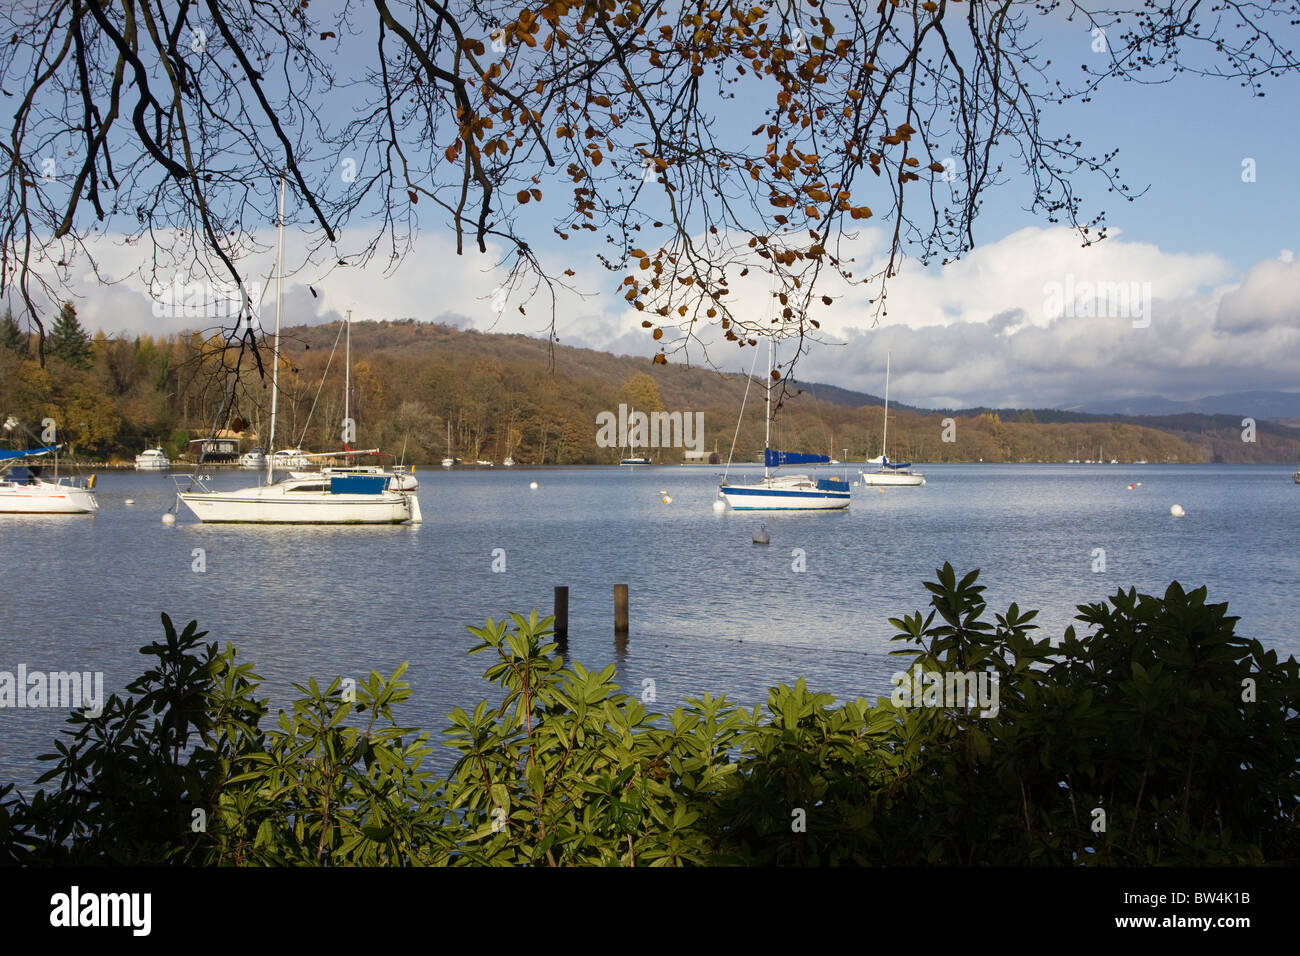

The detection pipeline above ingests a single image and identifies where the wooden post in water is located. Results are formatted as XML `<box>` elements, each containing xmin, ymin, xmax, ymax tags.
<box><xmin>614</xmin><ymin>584</ymin><xmax>629</xmax><ymax>636</ymax></box>
<box><xmin>554</xmin><ymin>586</ymin><xmax>569</xmax><ymax>640</ymax></box>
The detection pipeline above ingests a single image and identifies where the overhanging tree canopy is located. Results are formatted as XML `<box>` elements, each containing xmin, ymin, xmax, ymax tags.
<box><xmin>3</xmin><ymin>0</ymin><xmax>1297</xmax><ymax>380</ymax></box>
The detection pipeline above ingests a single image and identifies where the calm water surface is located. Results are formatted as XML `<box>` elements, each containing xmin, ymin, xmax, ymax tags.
<box><xmin>2</xmin><ymin>463</ymin><xmax>1296</xmax><ymax>787</ymax></box>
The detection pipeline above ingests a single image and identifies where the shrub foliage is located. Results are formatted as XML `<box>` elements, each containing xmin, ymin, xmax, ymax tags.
<box><xmin>3</xmin><ymin>567</ymin><xmax>1296</xmax><ymax>866</ymax></box>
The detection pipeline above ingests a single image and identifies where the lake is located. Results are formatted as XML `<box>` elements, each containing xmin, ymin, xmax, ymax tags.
<box><xmin>2</xmin><ymin>462</ymin><xmax>1296</xmax><ymax>788</ymax></box>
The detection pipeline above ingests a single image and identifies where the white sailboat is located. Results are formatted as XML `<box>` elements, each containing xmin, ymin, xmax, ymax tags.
<box><xmin>718</xmin><ymin>337</ymin><xmax>851</xmax><ymax>510</ymax></box>
<box><xmin>0</xmin><ymin>446</ymin><xmax>98</xmax><ymax>514</ymax></box>
<box><xmin>442</xmin><ymin>422</ymin><xmax>455</xmax><ymax>468</ymax></box>
<box><xmin>175</xmin><ymin>179</ymin><xmax>420</xmax><ymax>525</ymax></box>
<box><xmin>287</xmin><ymin>311</ymin><xmax>419</xmax><ymax>491</ymax></box>
<box><xmin>860</xmin><ymin>352</ymin><xmax>925</xmax><ymax>487</ymax></box>
<box><xmin>620</xmin><ymin>406</ymin><xmax>652</xmax><ymax>465</ymax></box>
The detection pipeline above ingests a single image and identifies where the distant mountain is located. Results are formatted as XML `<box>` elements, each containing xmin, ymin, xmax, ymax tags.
<box><xmin>787</xmin><ymin>379</ymin><xmax>923</xmax><ymax>414</ymax></box>
<box><xmin>1077</xmin><ymin>391</ymin><xmax>1300</xmax><ymax>421</ymax></box>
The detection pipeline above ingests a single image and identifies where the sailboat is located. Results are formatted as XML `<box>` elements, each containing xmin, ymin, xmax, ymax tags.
<box><xmin>860</xmin><ymin>352</ymin><xmax>925</xmax><ymax>487</ymax></box>
<box><xmin>620</xmin><ymin>407</ymin><xmax>652</xmax><ymax>465</ymax></box>
<box><xmin>442</xmin><ymin>422</ymin><xmax>455</xmax><ymax>468</ymax></box>
<box><xmin>718</xmin><ymin>337</ymin><xmax>851</xmax><ymax>510</ymax></box>
<box><xmin>287</xmin><ymin>311</ymin><xmax>418</xmax><ymax>491</ymax></box>
<box><xmin>0</xmin><ymin>446</ymin><xmax>98</xmax><ymax>514</ymax></box>
<box><xmin>175</xmin><ymin>178</ymin><xmax>420</xmax><ymax>525</ymax></box>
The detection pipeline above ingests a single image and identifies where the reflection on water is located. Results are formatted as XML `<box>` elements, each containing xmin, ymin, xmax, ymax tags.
<box><xmin>2</xmin><ymin>463</ymin><xmax>1296</xmax><ymax>786</ymax></box>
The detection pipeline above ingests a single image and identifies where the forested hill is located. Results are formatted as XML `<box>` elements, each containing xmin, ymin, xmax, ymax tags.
<box><xmin>2</xmin><ymin>313</ymin><xmax>1297</xmax><ymax>465</ymax></box>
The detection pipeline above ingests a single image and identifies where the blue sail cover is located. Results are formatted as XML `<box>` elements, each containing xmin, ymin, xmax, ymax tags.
<box><xmin>0</xmin><ymin>445</ymin><xmax>57</xmax><ymax>461</ymax></box>
<box><xmin>765</xmin><ymin>449</ymin><xmax>830</xmax><ymax>468</ymax></box>
<box><xmin>883</xmin><ymin>459</ymin><xmax>913</xmax><ymax>470</ymax></box>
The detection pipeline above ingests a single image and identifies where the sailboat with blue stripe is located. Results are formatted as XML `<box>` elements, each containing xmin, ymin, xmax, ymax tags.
<box><xmin>718</xmin><ymin>337</ymin><xmax>851</xmax><ymax>511</ymax></box>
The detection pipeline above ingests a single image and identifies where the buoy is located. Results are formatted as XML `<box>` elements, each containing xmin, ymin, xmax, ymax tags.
<box><xmin>1170</xmin><ymin>504</ymin><xmax>1186</xmax><ymax>517</ymax></box>
<box><xmin>161</xmin><ymin>512</ymin><xmax>176</xmax><ymax>525</ymax></box>
<box><xmin>124</xmin><ymin>498</ymin><xmax>135</xmax><ymax>505</ymax></box>
<box><xmin>529</xmin><ymin>481</ymin><xmax>539</xmax><ymax>490</ymax></box>
<box><xmin>659</xmin><ymin>489</ymin><xmax>668</xmax><ymax>495</ymax></box>
<box><xmin>712</xmin><ymin>498</ymin><xmax>726</xmax><ymax>512</ymax></box>
<box><xmin>1128</xmin><ymin>484</ymin><xmax>1135</xmax><ymax>490</ymax></box>
<box><xmin>662</xmin><ymin>495</ymin><xmax>672</xmax><ymax>504</ymax></box>
<box><xmin>753</xmin><ymin>524</ymin><xmax>770</xmax><ymax>545</ymax></box>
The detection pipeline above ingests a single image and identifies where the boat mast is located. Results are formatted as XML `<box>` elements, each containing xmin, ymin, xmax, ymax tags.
<box><xmin>266</xmin><ymin>174</ymin><xmax>286</xmax><ymax>485</ymax></box>
<box><xmin>344</xmin><ymin>308</ymin><xmax>351</xmax><ymax>449</ymax></box>
<box><xmin>764</xmin><ymin>334</ymin><xmax>773</xmax><ymax>478</ymax></box>
<box><xmin>882</xmin><ymin>351</ymin><xmax>891</xmax><ymax>463</ymax></box>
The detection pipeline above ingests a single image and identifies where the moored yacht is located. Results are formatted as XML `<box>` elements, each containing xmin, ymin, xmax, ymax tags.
<box><xmin>859</xmin><ymin>353</ymin><xmax>925</xmax><ymax>487</ymax></box>
<box><xmin>0</xmin><ymin>448</ymin><xmax>98</xmax><ymax>514</ymax></box>
<box><xmin>172</xmin><ymin>178</ymin><xmax>420</xmax><ymax>526</ymax></box>
<box><xmin>239</xmin><ymin>447</ymin><xmax>267</xmax><ymax>469</ymax></box>
<box><xmin>134</xmin><ymin>447</ymin><xmax>171</xmax><ymax>470</ymax></box>
<box><xmin>718</xmin><ymin>336</ymin><xmax>851</xmax><ymax>511</ymax></box>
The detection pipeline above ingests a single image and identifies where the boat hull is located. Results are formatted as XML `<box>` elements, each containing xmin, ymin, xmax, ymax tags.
<box><xmin>719</xmin><ymin>478</ymin><xmax>850</xmax><ymax>510</ymax></box>
<box><xmin>177</xmin><ymin>489</ymin><xmax>413</xmax><ymax>524</ymax></box>
<box><xmin>860</xmin><ymin>471</ymin><xmax>925</xmax><ymax>486</ymax></box>
<box><xmin>0</xmin><ymin>485</ymin><xmax>98</xmax><ymax>514</ymax></box>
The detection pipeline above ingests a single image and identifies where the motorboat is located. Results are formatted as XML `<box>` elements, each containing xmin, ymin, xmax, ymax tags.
<box><xmin>134</xmin><ymin>447</ymin><xmax>171</xmax><ymax>470</ymax></box>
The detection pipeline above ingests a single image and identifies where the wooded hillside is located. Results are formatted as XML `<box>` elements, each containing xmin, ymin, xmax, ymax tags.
<box><xmin>3</xmin><ymin>313</ymin><xmax>1295</xmax><ymax>465</ymax></box>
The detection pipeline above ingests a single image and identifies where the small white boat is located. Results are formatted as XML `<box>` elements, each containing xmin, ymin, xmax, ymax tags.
<box><xmin>859</xmin><ymin>353</ymin><xmax>925</xmax><ymax>488</ymax></box>
<box><xmin>239</xmin><ymin>447</ymin><xmax>267</xmax><ymax>470</ymax></box>
<box><xmin>0</xmin><ymin>450</ymin><xmax>98</xmax><ymax>514</ymax></box>
<box><xmin>620</xmin><ymin>457</ymin><xmax>652</xmax><ymax>466</ymax></box>
<box><xmin>475</xmin><ymin>459</ymin><xmax>494</xmax><ymax>467</ymax></box>
<box><xmin>503</xmin><ymin>456</ymin><xmax>515</xmax><ymax>467</ymax></box>
<box><xmin>441</xmin><ymin>458</ymin><xmax>455</xmax><ymax>468</ymax></box>
<box><xmin>134</xmin><ymin>447</ymin><xmax>171</xmax><ymax>470</ymax></box>
<box><xmin>861</xmin><ymin>463</ymin><xmax>926</xmax><ymax>486</ymax></box>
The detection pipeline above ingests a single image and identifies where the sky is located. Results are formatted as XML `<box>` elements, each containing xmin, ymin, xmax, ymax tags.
<box><xmin>34</xmin><ymin>7</ymin><xmax>1300</xmax><ymax>410</ymax></box>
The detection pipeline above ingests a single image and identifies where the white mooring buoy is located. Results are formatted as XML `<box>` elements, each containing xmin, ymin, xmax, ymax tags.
<box><xmin>712</xmin><ymin>498</ymin><xmax>726</xmax><ymax>512</ymax></box>
<box><xmin>1170</xmin><ymin>504</ymin><xmax>1186</xmax><ymax>517</ymax></box>
<box><xmin>529</xmin><ymin>481</ymin><xmax>539</xmax><ymax>490</ymax></box>
<box><xmin>124</xmin><ymin>498</ymin><xmax>135</xmax><ymax>505</ymax></box>
<box><xmin>753</xmin><ymin>524</ymin><xmax>770</xmax><ymax>545</ymax></box>
<box><xmin>161</xmin><ymin>512</ymin><xmax>176</xmax><ymax>525</ymax></box>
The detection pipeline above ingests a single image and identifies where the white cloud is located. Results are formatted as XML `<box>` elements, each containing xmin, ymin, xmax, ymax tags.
<box><xmin>19</xmin><ymin>224</ymin><xmax>1300</xmax><ymax>410</ymax></box>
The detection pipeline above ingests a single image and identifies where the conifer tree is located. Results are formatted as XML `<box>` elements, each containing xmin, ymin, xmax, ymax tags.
<box><xmin>49</xmin><ymin>302</ymin><xmax>92</xmax><ymax>369</ymax></box>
